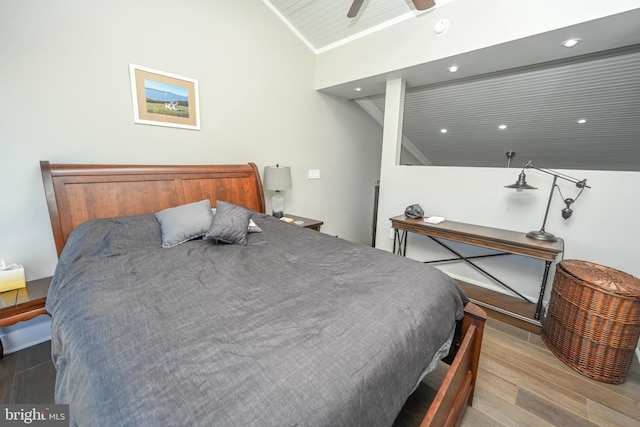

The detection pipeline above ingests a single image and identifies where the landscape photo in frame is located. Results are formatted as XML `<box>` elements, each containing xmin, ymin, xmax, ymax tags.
<box><xmin>129</xmin><ymin>64</ymin><xmax>200</xmax><ymax>130</ymax></box>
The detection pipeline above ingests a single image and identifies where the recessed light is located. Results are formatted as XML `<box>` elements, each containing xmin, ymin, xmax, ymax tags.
<box><xmin>354</xmin><ymin>87</ymin><xmax>362</xmax><ymax>92</ymax></box>
<box><xmin>577</xmin><ymin>118</ymin><xmax>587</xmax><ymax>124</ymax></box>
<box><xmin>448</xmin><ymin>65</ymin><xmax>459</xmax><ymax>73</ymax></box>
<box><xmin>562</xmin><ymin>38</ymin><xmax>581</xmax><ymax>48</ymax></box>
<box><xmin>440</xmin><ymin>128</ymin><xmax>448</xmax><ymax>134</ymax></box>
<box><xmin>498</xmin><ymin>124</ymin><xmax>507</xmax><ymax>130</ymax></box>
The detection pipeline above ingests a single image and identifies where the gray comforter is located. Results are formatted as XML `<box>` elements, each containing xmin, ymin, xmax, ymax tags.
<box><xmin>46</xmin><ymin>213</ymin><xmax>467</xmax><ymax>427</ymax></box>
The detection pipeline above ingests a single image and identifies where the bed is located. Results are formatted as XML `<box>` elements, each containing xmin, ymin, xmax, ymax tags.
<box><xmin>40</xmin><ymin>161</ymin><xmax>485</xmax><ymax>427</ymax></box>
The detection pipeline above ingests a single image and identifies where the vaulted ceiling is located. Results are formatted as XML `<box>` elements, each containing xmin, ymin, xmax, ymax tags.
<box><xmin>263</xmin><ymin>1</ymin><xmax>640</xmax><ymax>171</ymax></box>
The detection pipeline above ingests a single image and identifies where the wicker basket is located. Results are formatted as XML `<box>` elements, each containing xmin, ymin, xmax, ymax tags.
<box><xmin>542</xmin><ymin>260</ymin><xmax>640</xmax><ymax>384</ymax></box>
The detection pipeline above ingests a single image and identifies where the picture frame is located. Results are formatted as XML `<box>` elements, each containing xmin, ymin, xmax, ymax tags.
<box><xmin>129</xmin><ymin>64</ymin><xmax>200</xmax><ymax>130</ymax></box>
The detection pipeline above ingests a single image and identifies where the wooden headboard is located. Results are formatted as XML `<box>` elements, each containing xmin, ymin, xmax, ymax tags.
<box><xmin>40</xmin><ymin>161</ymin><xmax>266</xmax><ymax>256</ymax></box>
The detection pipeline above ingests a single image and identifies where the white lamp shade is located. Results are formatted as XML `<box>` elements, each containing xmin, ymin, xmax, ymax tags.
<box><xmin>263</xmin><ymin>165</ymin><xmax>292</xmax><ymax>191</ymax></box>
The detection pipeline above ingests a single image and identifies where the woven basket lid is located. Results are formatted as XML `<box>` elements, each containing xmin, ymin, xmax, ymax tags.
<box><xmin>559</xmin><ymin>260</ymin><xmax>640</xmax><ymax>297</ymax></box>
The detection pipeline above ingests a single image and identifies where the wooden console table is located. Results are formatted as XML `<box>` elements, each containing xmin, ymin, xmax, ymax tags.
<box><xmin>390</xmin><ymin>216</ymin><xmax>564</xmax><ymax>325</ymax></box>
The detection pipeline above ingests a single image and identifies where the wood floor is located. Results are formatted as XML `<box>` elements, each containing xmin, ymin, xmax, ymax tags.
<box><xmin>0</xmin><ymin>340</ymin><xmax>55</xmax><ymax>404</ymax></box>
<box><xmin>397</xmin><ymin>318</ymin><xmax>640</xmax><ymax>427</ymax></box>
<box><xmin>2</xmin><ymin>320</ymin><xmax>639</xmax><ymax>426</ymax></box>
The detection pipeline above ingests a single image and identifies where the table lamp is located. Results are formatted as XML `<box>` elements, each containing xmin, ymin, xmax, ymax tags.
<box><xmin>263</xmin><ymin>164</ymin><xmax>292</xmax><ymax>218</ymax></box>
<box><xmin>505</xmin><ymin>160</ymin><xmax>590</xmax><ymax>242</ymax></box>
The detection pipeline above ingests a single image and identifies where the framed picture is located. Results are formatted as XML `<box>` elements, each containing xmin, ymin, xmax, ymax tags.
<box><xmin>129</xmin><ymin>64</ymin><xmax>200</xmax><ymax>130</ymax></box>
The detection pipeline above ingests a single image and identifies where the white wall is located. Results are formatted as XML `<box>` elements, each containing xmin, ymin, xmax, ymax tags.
<box><xmin>0</xmin><ymin>0</ymin><xmax>382</xmax><ymax>352</ymax></box>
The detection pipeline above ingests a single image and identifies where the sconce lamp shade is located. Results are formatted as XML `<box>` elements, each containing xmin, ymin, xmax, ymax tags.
<box><xmin>505</xmin><ymin>171</ymin><xmax>537</xmax><ymax>192</ymax></box>
<box><xmin>263</xmin><ymin>165</ymin><xmax>292</xmax><ymax>218</ymax></box>
<box><xmin>263</xmin><ymin>165</ymin><xmax>292</xmax><ymax>191</ymax></box>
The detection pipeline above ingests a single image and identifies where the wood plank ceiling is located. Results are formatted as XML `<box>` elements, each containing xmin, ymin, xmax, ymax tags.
<box><xmin>265</xmin><ymin>0</ymin><xmax>450</xmax><ymax>52</ymax></box>
<box><xmin>368</xmin><ymin>47</ymin><xmax>640</xmax><ymax>170</ymax></box>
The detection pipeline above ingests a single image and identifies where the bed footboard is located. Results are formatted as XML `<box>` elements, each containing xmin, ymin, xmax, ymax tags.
<box><xmin>420</xmin><ymin>302</ymin><xmax>486</xmax><ymax>427</ymax></box>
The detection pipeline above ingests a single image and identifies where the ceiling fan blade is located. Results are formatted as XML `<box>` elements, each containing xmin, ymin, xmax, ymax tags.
<box><xmin>412</xmin><ymin>0</ymin><xmax>436</xmax><ymax>10</ymax></box>
<box><xmin>347</xmin><ymin>0</ymin><xmax>365</xmax><ymax>18</ymax></box>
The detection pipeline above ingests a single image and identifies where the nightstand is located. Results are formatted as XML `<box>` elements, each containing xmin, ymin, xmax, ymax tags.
<box><xmin>0</xmin><ymin>276</ymin><xmax>51</xmax><ymax>358</ymax></box>
<box><xmin>286</xmin><ymin>214</ymin><xmax>323</xmax><ymax>232</ymax></box>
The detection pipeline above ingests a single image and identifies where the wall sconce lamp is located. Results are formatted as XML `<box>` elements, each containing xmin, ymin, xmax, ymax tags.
<box><xmin>263</xmin><ymin>164</ymin><xmax>292</xmax><ymax>218</ymax></box>
<box><xmin>505</xmin><ymin>160</ymin><xmax>591</xmax><ymax>242</ymax></box>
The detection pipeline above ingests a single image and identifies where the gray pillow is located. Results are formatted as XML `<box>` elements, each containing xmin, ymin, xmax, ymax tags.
<box><xmin>212</xmin><ymin>208</ymin><xmax>262</xmax><ymax>233</ymax></box>
<box><xmin>154</xmin><ymin>200</ymin><xmax>214</xmax><ymax>248</ymax></box>
<box><xmin>204</xmin><ymin>201</ymin><xmax>252</xmax><ymax>245</ymax></box>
